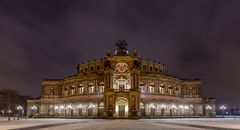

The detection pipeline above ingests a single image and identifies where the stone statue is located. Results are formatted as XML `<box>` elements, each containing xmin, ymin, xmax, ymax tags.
<box><xmin>115</xmin><ymin>39</ymin><xmax>129</xmax><ymax>56</ymax></box>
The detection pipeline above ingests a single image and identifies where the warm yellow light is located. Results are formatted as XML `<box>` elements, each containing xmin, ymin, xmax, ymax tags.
<box><xmin>125</xmin><ymin>105</ymin><xmax>128</xmax><ymax>112</ymax></box>
<box><xmin>170</xmin><ymin>104</ymin><xmax>177</xmax><ymax>109</ymax></box>
<box><xmin>160</xmin><ymin>104</ymin><xmax>166</xmax><ymax>109</ymax></box>
<box><xmin>184</xmin><ymin>105</ymin><xmax>189</xmax><ymax>110</ymax></box>
<box><xmin>206</xmin><ymin>105</ymin><xmax>212</xmax><ymax>110</ymax></box>
<box><xmin>77</xmin><ymin>104</ymin><xmax>83</xmax><ymax>108</ymax></box>
<box><xmin>220</xmin><ymin>105</ymin><xmax>226</xmax><ymax>110</ymax></box>
<box><xmin>54</xmin><ymin>105</ymin><xmax>59</xmax><ymax>110</ymax></box>
<box><xmin>88</xmin><ymin>103</ymin><xmax>95</xmax><ymax>108</ymax></box>
<box><xmin>31</xmin><ymin>106</ymin><xmax>37</xmax><ymax>110</ymax></box>
<box><xmin>60</xmin><ymin>105</ymin><xmax>64</xmax><ymax>109</ymax></box>
<box><xmin>17</xmin><ymin>105</ymin><xmax>23</xmax><ymax>110</ymax></box>
<box><xmin>149</xmin><ymin>103</ymin><xmax>156</xmax><ymax>108</ymax></box>
<box><xmin>67</xmin><ymin>104</ymin><xmax>73</xmax><ymax>109</ymax></box>
<box><xmin>179</xmin><ymin>105</ymin><xmax>184</xmax><ymax>109</ymax></box>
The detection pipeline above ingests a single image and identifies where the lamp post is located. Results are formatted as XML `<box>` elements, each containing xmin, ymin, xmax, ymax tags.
<box><xmin>16</xmin><ymin>105</ymin><xmax>23</xmax><ymax>120</ymax></box>
<box><xmin>60</xmin><ymin>105</ymin><xmax>64</xmax><ymax>116</ymax></box>
<box><xmin>206</xmin><ymin>105</ymin><xmax>212</xmax><ymax>117</ymax></box>
<box><xmin>54</xmin><ymin>105</ymin><xmax>59</xmax><ymax>117</ymax></box>
<box><xmin>179</xmin><ymin>105</ymin><xmax>184</xmax><ymax>116</ymax></box>
<box><xmin>184</xmin><ymin>105</ymin><xmax>189</xmax><ymax>117</ymax></box>
<box><xmin>170</xmin><ymin>104</ymin><xmax>177</xmax><ymax>117</ymax></box>
<box><xmin>67</xmin><ymin>105</ymin><xmax>73</xmax><ymax>117</ymax></box>
<box><xmin>160</xmin><ymin>104</ymin><xmax>166</xmax><ymax>116</ymax></box>
<box><xmin>31</xmin><ymin>106</ymin><xmax>37</xmax><ymax>117</ymax></box>
<box><xmin>77</xmin><ymin>104</ymin><xmax>83</xmax><ymax>117</ymax></box>
<box><xmin>220</xmin><ymin>105</ymin><xmax>226</xmax><ymax>118</ymax></box>
<box><xmin>8</xmin><ymin>110</ymin><xmax>11</xmax><ymax>121</ymax></box>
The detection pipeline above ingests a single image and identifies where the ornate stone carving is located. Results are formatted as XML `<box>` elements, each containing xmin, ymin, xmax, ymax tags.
<box><xmin>115</xmin><ymin>39</ymin><xmax>129</xmax><ymax>56</ymax></box>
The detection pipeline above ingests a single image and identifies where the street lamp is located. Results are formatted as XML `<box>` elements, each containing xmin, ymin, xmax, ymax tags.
<box><xmin>184</xmin><ymin>105</ymin><xmax>189</xmax><ymax>116</ymax></box>
<box><xmin>16</xmin><ymin>105</ymin><xmax>23</xmax><ymax>120</ymax></box>
<box><xmin>77</xmin><ymin>104</ymin><xmax>83</xmax><ymax>116</ymax></box>
<box><xmin>77</xmin><ymin>104</ymin><xmax>83</xmax><ymax>109</ymax></box>
<box><xmin>206</xmin><ymin>105</ymin><xmax>212</xmax><ymax>117</ymax></box>
<box><xmin>160</xmin><ymin>104</ymin><xmax>166</xmax><ymax>116</ymax></box>
<box><xmin>54</xmin><ymin>106</ymin><xmax>59</xmax><ymax>110</ymax></box>
<box><xmin>54</xmin><ymin>105</ymin><xmax>59</xmax><ymax>117</ymax></box>
<box><xmin>31</xmin><ymin>106</ymin><xmax>37</xmax><ymax>117</ymax></box>
<box><xmin>170</xmin><ymin>104</ymin><xmax>177</xmax><ymax>117</ymax></box>
<box><xmin>67</xmin><ymin>104</ymin><xmax>73</xmax><ymax>117</ymax></box>
<box><xmin>88</xmin><ymin>103</ymin><xmax>95</xmax><ymax>109</ymax></box>
<box><xmin>179</xmin><ymin>105</ymin><xmax>184</xmax><ymax>116</ymax></box>
<box><xmin>160</xmin><ymin>104</ymin><xmax>166</xmax><ymax>109</ymax></box>
<box><xmin>8</xmin><ymin>110</ymin><xmax>11</xmax><ymax>121</ymax></box>
<box><xmin>59</xmin><ymin>105</ymin><xmax>64</xmax><ymax>116</ymax></box>
<box><xmin>220</xmin><ymin>105</ymin><xmax>226</xmax><ymax>118</ymax></box>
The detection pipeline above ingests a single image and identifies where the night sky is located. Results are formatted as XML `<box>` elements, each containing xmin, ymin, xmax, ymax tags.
<box><xmin>0</xmin><ymin>0</ymin><xmax>240</xmax><ymax>107</ymax></box>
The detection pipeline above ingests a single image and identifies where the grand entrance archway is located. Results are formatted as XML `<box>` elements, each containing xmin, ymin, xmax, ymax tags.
<box><xmin>115</xmin><ymin>97</ymin><xmax>128</xmax><ymax>118</ymax></box>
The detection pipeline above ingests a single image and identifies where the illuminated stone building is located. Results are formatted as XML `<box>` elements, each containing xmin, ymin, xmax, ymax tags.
<box><xmin>27</xmin><ymin>40</ymin><xmax>216</xmax><ymax>118</ymax></box>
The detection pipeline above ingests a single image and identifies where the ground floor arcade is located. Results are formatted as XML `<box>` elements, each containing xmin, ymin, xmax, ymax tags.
<box><xmin>27</xmin><ymin>96</ymin><xmax>215</xmax><ymax>118</ymax></box>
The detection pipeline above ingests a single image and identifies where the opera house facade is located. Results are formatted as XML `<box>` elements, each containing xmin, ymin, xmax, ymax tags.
<box><xmin>27</xmin><ymin>40</ymin><xmax>216</xmax><ymax>118</ymax></box>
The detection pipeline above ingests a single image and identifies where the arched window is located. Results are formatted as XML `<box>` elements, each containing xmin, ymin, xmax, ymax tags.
<box><xmin>64</xmin><ymin>87</ymin><xmax>68</xmax><ymax>96</ymax></box>
<box><xmin>88</xmin><ymin>83</ymin><xmax>94</xmax><ymax>94</ymax></box>
<box><xmin>70</xmin><ymin>85</ymin><xmax>75</xmax><ymax>95</ymax></box>
<box><xmin>139</xmin><ymin>82</ymin><xmax>145</xmax><ymax>93</ymax></box>
<box><xmin>78</xmin><ymin>84</ymin><xmax>84</xmax><ymax>94</ymax></box>
<box><xmin>116</xmin><ymin>77</ymin><xmax>128</xmax><ymax>91</ymax></box>
<box><xmin>169</xmin><ymin>85</ymin><xmax>173</xmax><ymax>95</ymax></box>
<box><xmin>149</xmin><ymin>83</ymin><xmax>155</xmax><ymax>93</ymax></box>
<box><xmin>175</xmin><ymin>86</ymin><xmax>179</xmax><ymax>95</ymax></box>
<box><xmin>99</xmin><ymin>82</ymin><xmax>104</xmax><ymax>93</ymax></box>
<box><xmin>159</xmin><ymin>84</ymin><xmax>165</xmax><ymax>94</ymax></box>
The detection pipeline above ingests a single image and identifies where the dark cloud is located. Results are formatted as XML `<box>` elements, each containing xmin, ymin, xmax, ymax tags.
<box><xmin>0</xmin><ymin>0</ymin><xmax>240</xmax><ymax>106</ymax></box>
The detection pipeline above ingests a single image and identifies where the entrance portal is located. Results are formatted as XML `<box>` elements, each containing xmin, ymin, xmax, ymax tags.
<box><xmin>115</xmin><ymin>97</ymin><xmax>128</xmax><ymax>117</ymax></box>
<box><xmin>119</xmin><ymin>105</ymin><xmax>125</xmax><ymax>117</ymax></box>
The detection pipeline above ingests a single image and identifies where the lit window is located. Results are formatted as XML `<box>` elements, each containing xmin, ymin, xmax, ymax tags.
<box><xmin>88</xmin><ymin>86</ymin><xmax>94</xmax><ymax>94</ymax></box>
<box><xmin>80</xmin><ymin>87</ymin><xmax>84</xmax><ymax>94</ymax></box>
<box><xmin>99</xmin><ymin>82</ymin><xmax>104</xmax><ymax>93</ymax></box>
<box><xmin>149</xmin><ymin>86</ymin><xmax>155</xmax><ymax>93</ymax></box>
<box><xmin>64</xmin><ymin>88</ymin><xmax>68</xmax><ymax>96</ymax></box>
<box><xmin>175</xmin><ymin>87</ymin><xmax>179</xmax><ymax>95</ymax></box>
<box><xmin>140</xmin><ymin>86</ymin><xmax>144</xmax><ymax>93</ymax></box>
<box><xmin>169</xmin><ymin>85</ymin><xmax>173</xmax><ymax>95</ymax></box>
<box><xmin>50</xmin><ymin>88</ymin><xmax>54</xmax><ymax>96</ymax></box>
<box><xmin>71</xmin><ymin>86</ymin><xmax>75</xmax><ymax>95</ymax></box>
<box><xmin>139</xmin><ymin>82</ymin><xmax>145</xmax><ymax>93</ymax></box>
<box><xmin>78</xmin><ymin>85</ymin><xmax>84</xmax><ymax>94</ymax></box>
<box><xmin>99</xmin><ymin>85</ymin><xmax>104</xmax><ymax>93</ymax></box>
<box><xmin>159</xmin><ymin>84</ymin><xmax>164</xmax><ymax>94</ymax></box>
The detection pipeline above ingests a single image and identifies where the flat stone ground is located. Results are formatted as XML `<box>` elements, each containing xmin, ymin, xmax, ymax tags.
<box><xmin>0</xmin><ymin>117</ymin><xmax>240</xmax><ymax>130</ymax></box>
